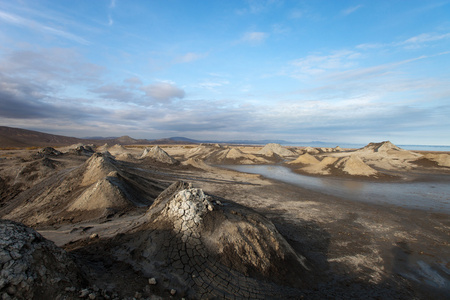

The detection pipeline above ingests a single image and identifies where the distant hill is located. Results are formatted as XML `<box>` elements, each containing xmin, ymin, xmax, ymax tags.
<box><xmin>0</xmin><ymin>126</ymin><xmax>198</xmax><ymax>148</ymax></box>
<box><xmin>0</xmin><ymin>126</ymin><xmax>87</xmax><ymax>148</ymax></box>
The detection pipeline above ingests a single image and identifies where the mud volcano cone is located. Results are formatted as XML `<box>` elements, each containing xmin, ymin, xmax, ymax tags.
<box><xmin>113</xmin><ymin>181</ymin><xmax>311</xmax><ymax>298</ymax></box>
<box><xmin>140</xmin><ymin>146</ymin><xmax>178</xmax><ymax>164</ymax></box>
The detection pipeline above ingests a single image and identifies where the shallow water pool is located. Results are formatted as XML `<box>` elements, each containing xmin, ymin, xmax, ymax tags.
<box><xmin>222</xmin><ymin>165</ymin><xmax>450</xmax><ymax>213</ymax></box>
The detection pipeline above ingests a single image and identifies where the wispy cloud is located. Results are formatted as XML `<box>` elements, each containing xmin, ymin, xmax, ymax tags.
<box><xmin>241</xmin><ymin>31</ymin><xmax>269</xmax><ymax>44</ymax></box>
<box><xmin>174</xmin><ymin>52</ymin><xmax>207</xmax><ymax>63</ymax></box>
<box><xmin>0</xmin><ymin>10</ymin><xmax>90</xmax><ymax>45</ymax></box>
<box><xmin>398</xmin><ymin>32</ymin><xmax>450</xmax><ymax>48</ymax></box>
<box><xmin>4</xmin><ymin>14</ymin><xmax>86</xmax><ymax>44</ymax></box>
<box><xmin>290</xmin><ymin>50</ymin><xmax>361</xmax><ymax>77</ymax></box>
<box><xmin>341</xmin><ymin>5</ymin><xmax>363</xmax><ymax>16</ymax></box>
<box><xmin>236</xmin><ymin>0</ymin><xmax>280</xmax><ymax>15</ymax></box>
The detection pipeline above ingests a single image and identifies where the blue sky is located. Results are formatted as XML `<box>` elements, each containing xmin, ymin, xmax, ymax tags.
<box><xmin>0</xmin><ymin>0</ymin><xmax>449</xmax><ymax>145</ymax></box>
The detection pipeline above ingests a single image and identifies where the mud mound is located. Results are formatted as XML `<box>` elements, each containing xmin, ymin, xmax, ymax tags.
<box><xmin>214</xmin><ymin>147</ymin><xmax>270</xmax><ymax>164</ymax></box>
<box><xmin>288</xmin><ymin>153</ymin><xmax>320</xmax><ymax>165</ymax></box>
<box><xmin>302</xmin><ymin>157</ymin><xmax>338</xmax><ymax>175</ymax></box>
<box><xmin>111</xmin><ymin>182</ymin><xmax>310</xmax><ymax>298</ymax></box>
<box><xmin>352</xmin><ymin>141</ymin><xmax>421</xmax><ymax>170</ymax></box>
<box><xmin>0</xmin><ymin>220</ymin><xmax>84</xmax><ymax>299</ymax></box>
<box><xmin>96</xmin><ymin>143</ymin><xmax>110</xmax><ymax>152</ymax></box>
<box><xmin>423</xmin><ymin>153</ymin><xmax>450</xmax><ymax>168</ymax></box>
<box><xmin>303</xmin><ymin>147</ymin><xmax>320</xmax><ymax>154</ymax></box>
<box><xmin>115</xmin><ymin>153</ymin><xmax>135</xmax><ymax>161</ymax></box>
<box><xmin>68</xmin><ymin>171</ymin><xmax>150</xmax><ymax>212</ymax></box>
<box><xmin>108</xmin><ymin>144</ymin><xmax>128</xmax><ymax>155</ymax></box>
<box><xmin>258</xmin><ymin>143</ymin><xmax>295</xmax><ymax>157</ymax></box>
<box><xmin>184</xmin><ymin>144</ymin><xmax>218</xmax><ymax>159</ymax></box>
<box><xmin>181</xmin><ymin>158</ymin><xmax>214</xmax><ymax>170</ymax></box>
<box><xmin>318</xmin><ymin>147</ymin><xmax>333</xmax><ymax>153</ymax></box>
<box><xmin>81</xmin><ymin>152</ymin><xmax>118</xmax><ymax>186</ymax></box>
<box><xmin>140</xmin><ymin>146</ymin><xmax>178</xmax><ymax>164</ymax></box>
<box><xmin>334</xmin><ymin>155</ymin><xmax>378</xmax><ymax>176</ymax></box>
<box><xmin>35</xmin><ymin>147</ymin><xmax>62</xmax><ymax>157</ymax></box>
<box><xmin>360</xmin><ymin>141</ymin><xmax>401</xmax><ymax>153</ymax></box>
<box><xmin>2</xmin><ymin>152</ymin><xmax>162</xmax><ymax>225</ymax></box>
<box><xmin>334</xmin><ymin>146</ymin><xmax>343</xmax><ymax>152</ymax></box>
<box><xmin>62</xmin><ymin>143</ymin><xmax>94</xmax><ymax>156</ymax></box>
<box><xmin>184</xmin><ymin>145</ymin><xmax>269</xmax><ymax>164</ymax></box>
<box><xmin>299</xmin><ymin>155</ymin><xmax>378</xmax><ymax>177</ymax></box>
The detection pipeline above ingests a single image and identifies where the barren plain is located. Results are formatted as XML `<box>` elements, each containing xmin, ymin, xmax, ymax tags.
<box><xmin>1</xmin><ymin>141</ymin><xmax>449</xmax><ymax>299</ymax></box>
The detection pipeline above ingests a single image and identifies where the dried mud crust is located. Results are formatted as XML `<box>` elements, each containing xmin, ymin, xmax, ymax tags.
<box><xmin>1</xmin><ymin>146</ymin><xmax>449</xmax><ymax>299</ymax></box>
<box><xmin>101</xmin><ymin>181</ymin><xmax>311</xmax><ymax>299</ymax></box>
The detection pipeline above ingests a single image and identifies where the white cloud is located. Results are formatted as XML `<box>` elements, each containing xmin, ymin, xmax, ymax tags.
<box><xmin>141</xmin><ymin>82</ymin><xmax>185</xmax><ymax>102</ymax></box>
<box><xmin>399</xmin><ymin>32</ymin><xmax>450</xmax><ymax>48</ymax></box>
<box><xmin>0</xmin><ymin>10</ymin><xmax>90</xmax><ymax>45</ymax></box>
<box><xmin>198</xmin><ymin>80</ymin><xmax>230</xmax><ymax>90</ymax></box>
<box><xmin>341</xmin><ymin>5</ymin><xmax>363</xmax><ymax>16</ymax></box>
<box><xmin>175</xmin><ymin>52</ymin><xmax>206</xmax><ymax>63</ymax></box>
<box><xmin>290</xmin><ymin>50</ymin><xmax>361</xmax><ymax>77</ymax></box>
<box><xmin>241</xmin><ymin>31</ymin><xmax>268</xmax><ymax>44</ymax></box>
<box><xmin>289</xmin><ymin>9</ymin><xmax>304</xmax><ymax>19</ymax></box>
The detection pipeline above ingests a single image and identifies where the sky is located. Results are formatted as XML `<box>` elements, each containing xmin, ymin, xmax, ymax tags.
<box><xmin>0</xmin><ymin>0</ymin><xmax>449</xmax><ymax>145</ymax></box>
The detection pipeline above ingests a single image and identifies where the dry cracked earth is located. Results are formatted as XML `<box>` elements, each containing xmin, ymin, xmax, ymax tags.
<box><xmin>0</xmin><ymin>143</ymin><xmax>449</xmax><ymax>299</ymax></box>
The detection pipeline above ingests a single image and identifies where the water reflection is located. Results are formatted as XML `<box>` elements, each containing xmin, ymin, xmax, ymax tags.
<box><xmin>222</xmin><ymin>165</ymin><xmax>450</xmax><ymax>213</ymax></box>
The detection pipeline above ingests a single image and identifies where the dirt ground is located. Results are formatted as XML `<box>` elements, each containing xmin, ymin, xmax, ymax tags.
<box><xmin>1</xmin><ymin>145</ymin><xmax>449</xmax><ymax>299</ymax></box>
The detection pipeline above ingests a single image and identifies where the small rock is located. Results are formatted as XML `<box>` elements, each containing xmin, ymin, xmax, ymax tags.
<box><xmin>2</xmin><ymin>293</ymin><xmax>12</xmax><ymax>300</ymax></box>
<box><xmin>79</xmin><ymin>289</ymin><xmax>90</xmax><ymax>297</ymax></box>
<box><xmin>170</xmin><ymin>289</ymin><xmax>176</xmax><ymax>295</ymax></box>
<box><xmin>89</xmin><ymin>233</ymin><xmax>99</xmax><ymax>239</ymax></box>
<box><xmin>148</xmin><ymin>277</ymin><xmax>157</xmax><ymax>285</ymax></box>
<box><xmin>88</xmin><ymin>293</ymin><xmax>96</xmax><ymax>300</ymax></box>
<box><xmin>65</xmin><ymin>286</ymin><xmax>76</xmax><ymax>292</ymax></box>
<box><xmin>6</xmin><ymin>285</ymin><xmax>16</xmax><ymax>295</ymax></box>
<box><xmin>134</xmin><ymin>291</ymin><xmax>142</xmax><ymax>299</ymax></box>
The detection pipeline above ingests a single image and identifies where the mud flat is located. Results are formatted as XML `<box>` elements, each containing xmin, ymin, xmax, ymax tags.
<box><xmin>1</xmin><ymin>142</ymin><xmax>449</xmax><ymax>299</ymax></box>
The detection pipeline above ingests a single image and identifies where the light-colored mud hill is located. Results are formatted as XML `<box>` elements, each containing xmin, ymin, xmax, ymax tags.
<box><xmin>423</xmin><ymin>153</ymin><xmax>450</xmax><ymax>167</ymax></box>
<box><xmin>358</xmin><ymin>141</ymin><xmax>402</xmax><ymax>153</ymax></box>
<box><xmin>68</xmin><ymin>171</ymin><xmax>150</xmax><ymax>212</ymax></box>
<box><xmin>258</xmin><ymin>143</ymin><xmax>296</xmax><ymax>157</ymax></box>
<box><xmin>303</xmin><ymin>146</ymin><xmax>320</xmax><ymax>154</ymax></box>
<box><xmin>302</xmin><ymin>157</ymin><xmax>339</xmax><ymax>175</ymax></box>
<box><xmin>1</xmin><ymin>152</ymin><xmax>163</xmax><ymax>226</ymax></box>
<box><xmin>298</xmin><ymin>155</ymin><xmax>379</xmax><ymax>177</ymax></box>
<box><xmin>140</xmin><ymin>146</ymin><xmax>179</xmax><ymax>164</ymax></box>
<box><xmin>0</xmin><ymin>220</ymin><xmax>84</xmax><ymax>299</ymax></box>
<box><xmin>334</xmin><ymin>155</ymin><xmax>378</xmax><ymax>176</ymax></box>
<box><xmin>96</xmin><ymin>143</ymin><xmax>110</xmax><ymax>152</ymax></box>
<box><xmin>81</xmin><ymin>152</ymin><xmax>119</xmax><ymax>186</ymax></box>
<box><xmin>288</xmin><ymin>153</ymin><xmax>320</xmax><ymax>165</ymax></box>
<box><xmin>110</xmin><ymin>181</ymin><xmax>311</xmax><ymax>298</ymax></box>
<box><xmin>212</xmin><ymin>147</ymin><xmax>269</xmax><ymax>164</ymax></box>
<box><xmin>184</xmin><ymin>144</ymin><xmax>270</xmax><ymax>164</ymax></box>
<box><xmin>107</xmin><ymin>144</ymin><xmax>128</xmax><ymax>155</ymax></box>
<box><xmin>351</xmin><ymin>141</ymin><xmax>422</xmax><ymax>170</ymax></box>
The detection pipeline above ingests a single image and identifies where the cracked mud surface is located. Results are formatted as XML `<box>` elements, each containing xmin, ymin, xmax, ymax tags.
<box><xmin>1</xmin><ymin>146</ymin><xmax>449</xmax><ymax>299</ymax></box>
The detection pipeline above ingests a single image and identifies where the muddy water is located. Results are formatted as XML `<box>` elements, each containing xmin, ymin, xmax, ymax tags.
<box><xmin>222</xmin><ymin>165</ymin><xmax>450</xmax><ymax>213</ymax></box>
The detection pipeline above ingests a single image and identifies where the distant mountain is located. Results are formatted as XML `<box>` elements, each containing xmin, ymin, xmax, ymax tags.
<box><xmin>0</xmin><ymin>126</ymin><xmax>199</xmax><ymax>148</ymax></box>
<box><xmin>169</xmin><ymin>137</ymin><xmax>202</xmax><ymax>143</ymax></box>
<box><xmin>0</xmin><ymin>126</ymin><xmax>87</xmax><ymax>148</ymax></box>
